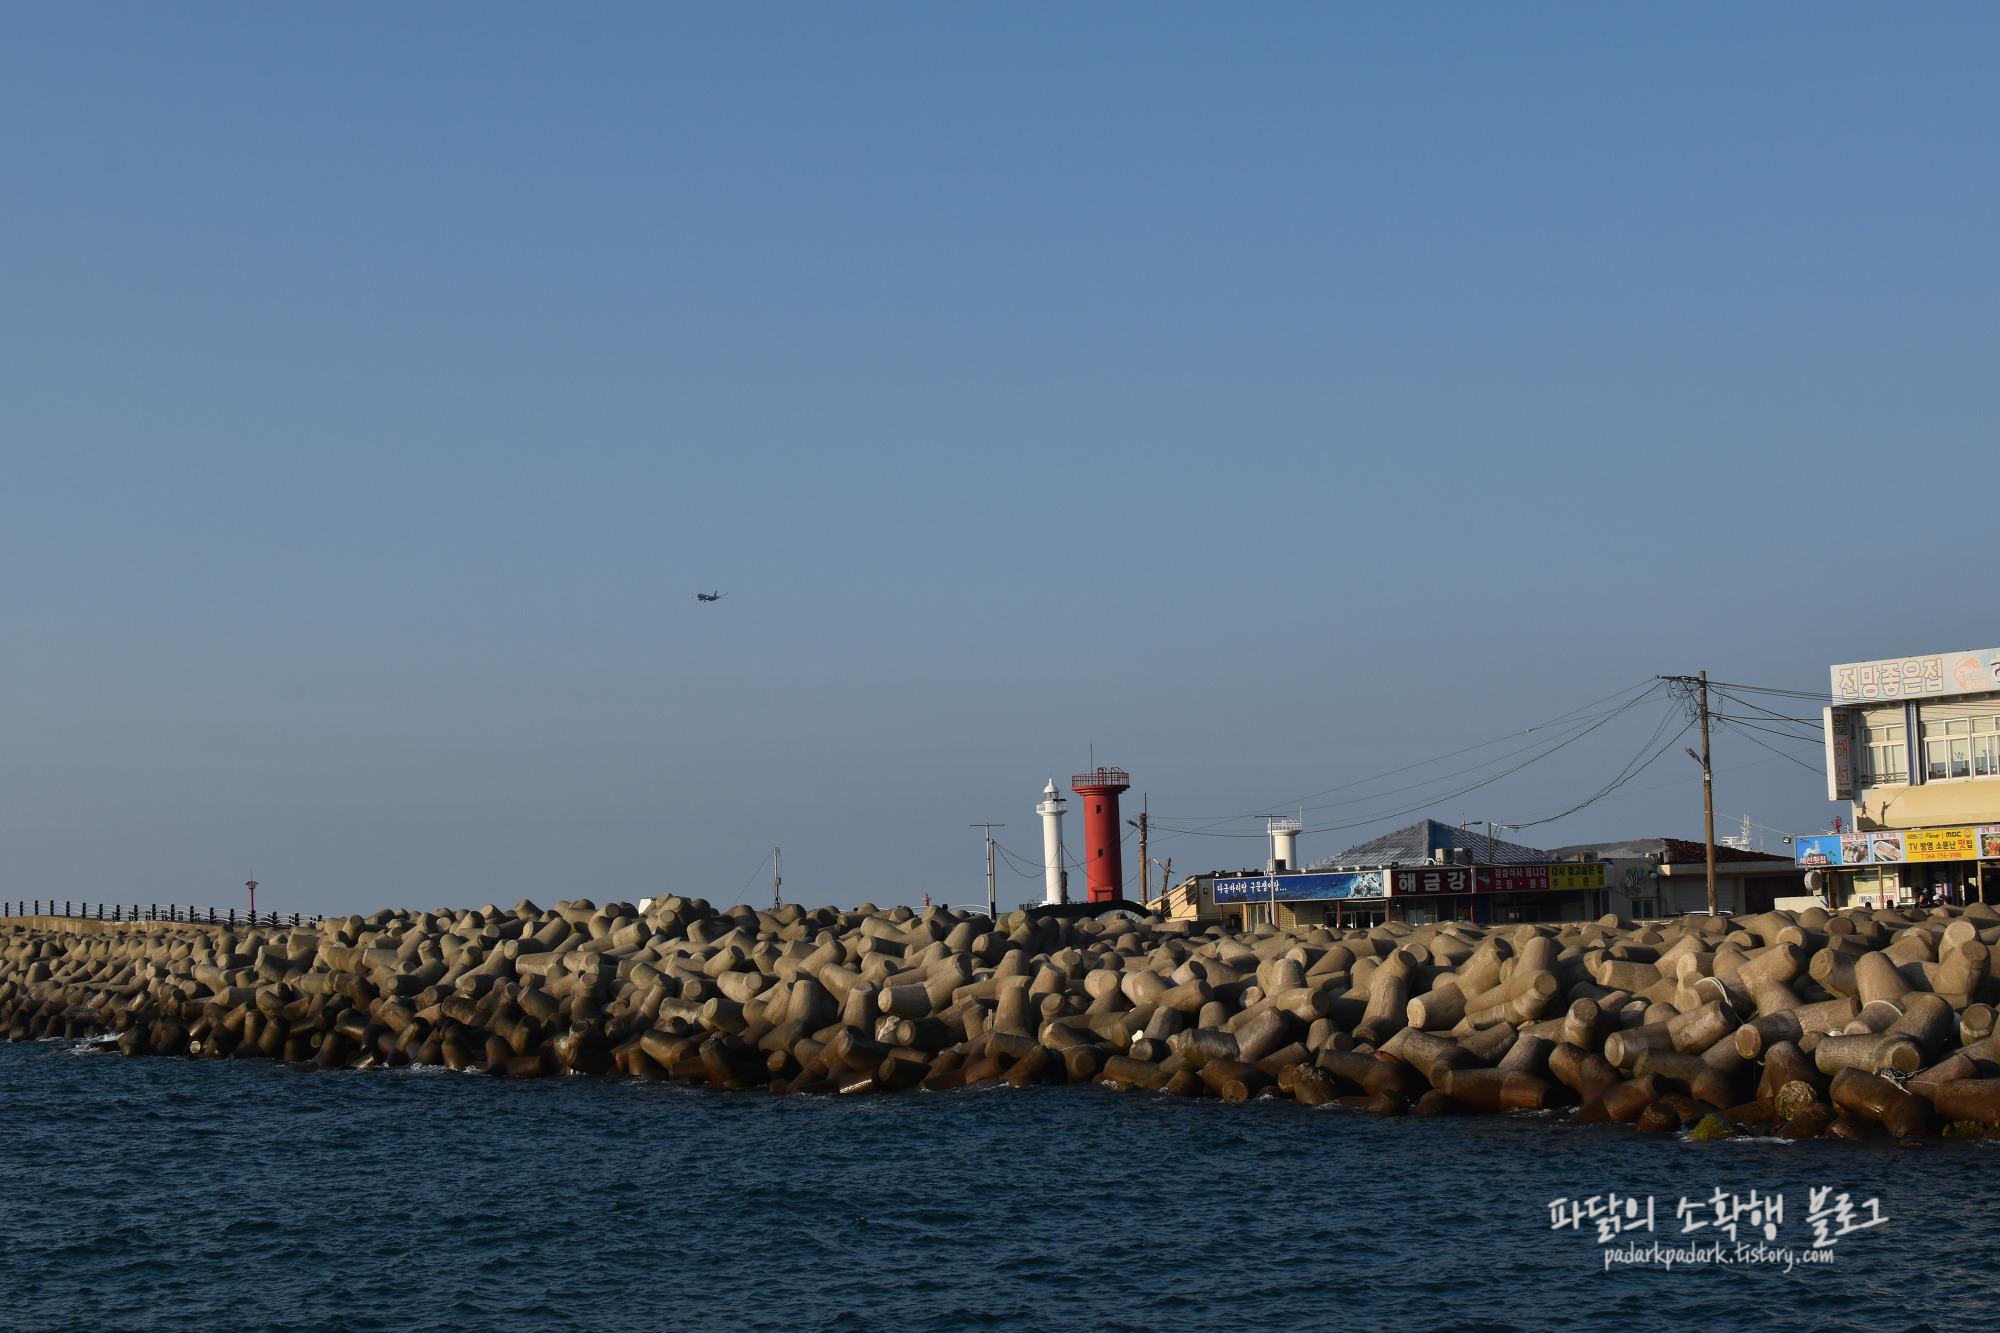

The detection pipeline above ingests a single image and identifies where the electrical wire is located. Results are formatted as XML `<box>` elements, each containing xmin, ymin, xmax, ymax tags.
<box><xmin>1150</xmin><ymin>686</ymin><xmax>1670</xmax><ymax>844</ymax></box>
<box><xmin>1502</xmin><ymin>715</ymin><xmax>1695</xmax><ymax>831</ymax></box>
<box><xmin>734</xmin><ymin>848</ymin><xmax>773</xmax><ymax>898</ymax></box>
<box><xmin>1714</xmin><ymin>716</ymin><xmax>1825</xmax><ymax>773</ymax></box>
<box><xmin>1707</xmin><ymin>686</ymin><xmax>1824</xmax><ymax>727</ymax></box>
<box><xmin>1147</xmin><ymin>702</ymin><xmax>1654</xmax><ymax>823</ymax></box>
<box><xmin>1150</xmin><ymin>679</ymin><xmax>1664</xmax><ymax>830</ymax></box>
<box><xmin>993</xmin><ymin>842</ymin><xmax>1048</xmax><ymax>879</ymax></box>
<box><xmin>1712</xmin><ymin>714</ymin><xmax>1825</xmax><ymax>747</ymax></box>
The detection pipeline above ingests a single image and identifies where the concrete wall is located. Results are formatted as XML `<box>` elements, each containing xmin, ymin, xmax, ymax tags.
<box><xmin>0</xmin><ymin>916</ymin><xmax>221</xmax><ymax>936</ymax></box>
<box><xmin>1854</xmin><ymin>780</ymin><xmax>2000</xmax><ymax>830</ymax></box>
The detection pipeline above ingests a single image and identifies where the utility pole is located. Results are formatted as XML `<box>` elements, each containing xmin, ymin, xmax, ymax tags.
<box><xmin>1485</xmin><ymin>820</ymin><xmax>1495</xmax><ymax>864</ymax></box>
<box><xmin>1138</xmin><ymin>794</ymin><xmax>1148</xmax><ymax>904</ymax></box>
<box><xmin>1698</xmin><ymin>670</ymin><xmax>1717</xmax><ymax>915</ymax></box>
<box><xmin>970</xmin><ymin>823</ymin><xmax>1004</xmax><ymax>921</ymax></box>
<box><xmin>1660</xmin><ymin>672</ymin><xmax>1722</xmax><ymax>917</ymax></box>
<box><xmin>772</xmin><ymin>846</ymin><xmax>782</xmax><ymax>909</ymax></box>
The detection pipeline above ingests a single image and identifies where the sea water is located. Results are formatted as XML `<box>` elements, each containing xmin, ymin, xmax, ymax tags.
<box><xmin>1</xmin><ymin>1041</ymin><xmax>1992</xmax><ymax>1332</ymax></box>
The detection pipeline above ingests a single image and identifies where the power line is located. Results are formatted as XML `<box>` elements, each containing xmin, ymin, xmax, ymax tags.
<box><xmin>734</xmin><ymin>848</ymin><xmax>773</xmax><ymax>898</ymax></box>
<box><xmin>1146</xmin><ymin>708</ymin><xmax>1639</xmax><ymax>827</ymax></box>
<box><xmin>1712</xmin><ymin>714</ymin><xmax>1824</xmax><ymax>747</ymax></box>
<box><xmin>1707</xmin><ymin>686</ymin><xmax>1823</xmax><ymax>727</ymax></box>
<box><xmin>1150</xmin><ymin>699</ymin><xmax>1657</xmax><ymax>822</ymax></box>
<box><xmin>1151</xmin><ymin>679</ymin><xmax>1663</xmax><ymax>830</ymax></box>
<box><xmin>1151</xmin><ymin>687</ymin><xmax>1671</xmax><ymax>845</ymax></box>
<box><xmin>993</xmin><ymin>841</ymin><xmax>1047</xmax><ymax>879</ymax></box>
<box><xmin>1714</xmin><ymin>716</ymin><xmax>1824</xmax><ymax>773</ymax></box>
<box><xmin>1502</xmin><ymin>714</ymin><xmax>1696</xmax><ymax>831</ymax></box>
<box><xmin>1700</xmin><ymin>679</ymin><xmax>1828</xmax><ymax>701</ymax></box>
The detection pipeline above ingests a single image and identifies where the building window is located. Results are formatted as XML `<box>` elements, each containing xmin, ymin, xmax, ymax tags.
<box><xmin>1865</xmin><ymin>723</ymin><xmax>1906</xmax><ymax>785</ymax></box>
<box><xmin>1922</xmin><ymin>713</ymin><xmax>1999</xmax><ymax>782</ymax></box>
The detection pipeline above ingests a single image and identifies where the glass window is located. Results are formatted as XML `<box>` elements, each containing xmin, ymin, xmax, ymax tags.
<box><xmin>1916</xmin><ymin>709</ymin><xmax>2000</xmax><ymax>781</ymax></box>
<box><xmin>1868</xmin><ymin>740</ymin><xmax>1906</xmax><ymax>784</ymax></box>
<box><xmin>1864</xmin><ymin>720</ymin><xmax>1908</xmax><ymax>784</ymax></box>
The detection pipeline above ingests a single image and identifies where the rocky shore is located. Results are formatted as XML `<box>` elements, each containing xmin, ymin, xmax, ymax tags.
<box><xmin>6</xmin><ymin>897</ymin><xmax>2000</xmax><ymax>1139</ymax></box>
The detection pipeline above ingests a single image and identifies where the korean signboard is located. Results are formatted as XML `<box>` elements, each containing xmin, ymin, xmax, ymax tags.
<box><xmin>1798</xmin><ymin>825</ymin><xmax>2000</xmax><ymax>866</ymax></box>
<box><xmin>1212</xmin><ymin>871</ymin><xmax>1388</xmax><ymax>904</ymax></box>
<box><xmin>1475</xmin><ymin>866</ymin><xmax>1551</xmax><ymax>893</ymax></box>
<box><xmin>1831</xmin><ymin>648</ymin><xmax>2000</xmax><ymax>703</ymax></box>
<box><xmin>1825</xmin><ymin>707</ymin><xmax>1856</xmax><ymax>801</ymax></box>
<box><xmin>1394</xmin><ymin>867</ymin><xmax>1474</xmax><ymax>895</ymax></box>
<box><xmin>1904</xmin><ymin>827</ymin><xmax>1978</xmax><ymax>862</ymax></box>
<box><xmin>1548</xmin><ymin>863</ymin><xmax>1608</xmax><ymax>891</ymax></box>
<box><xmin>1389</xmin><ymin>864</ymin><xmax>1606</xmax><ymax>893</ymax></box>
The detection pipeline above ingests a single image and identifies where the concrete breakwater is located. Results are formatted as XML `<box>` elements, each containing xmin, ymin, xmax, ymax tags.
<box><xmin>6</xmin><ymin>897</ymin><xmax>2000</xmax><ymax>1139</ymax></box>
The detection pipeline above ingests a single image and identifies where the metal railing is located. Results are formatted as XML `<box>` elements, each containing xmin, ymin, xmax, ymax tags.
<box><xmin>1</xmin><ymin>902</ymin><xmax>323</xmax><ymax>928</ymax></box>
<box><xmin>1071</xmin><ymin>767</ymin><xmax>1131</xmax><ymax>789</ymax></box>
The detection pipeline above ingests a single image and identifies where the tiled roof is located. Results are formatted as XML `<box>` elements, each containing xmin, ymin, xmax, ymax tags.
<box><xmin>1546</xmin><ymin>837</ymin><xmax>1794</xmax><ymax>865</ymax></box>
<box><xmin>1306</xmin><ymin>818</ymin><xmax>1554</xmax><ymax>870</ymax></box>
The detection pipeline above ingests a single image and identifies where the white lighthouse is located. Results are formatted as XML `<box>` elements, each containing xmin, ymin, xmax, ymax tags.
<box><xmin>1268</xmin><ymin>815</ymin><xmax>1303</xmax><ymax>874</ymax></box>
<box><xmin>1036</xmin><ymin>778</ymin><xmax>1069</xmax><ymax>906</ymax></box>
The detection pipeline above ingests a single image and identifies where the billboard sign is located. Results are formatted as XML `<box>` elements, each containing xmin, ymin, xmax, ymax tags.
<box><xmin>1548</xmin><ymin>863</ymin><xmax>1607</xmax><ymax>891</ymax></box>
<box><xmin>1984</xmin><ymin>827</ymin><xmax>2000</xmax><ymax>860</ymax></box>
<box><xmin>1394</xmin><ymin>867</ymin><xmax>1474</xmax><ymax>895</ymax></box>
<box><xmin>1475</xmin><ymin>866</ymin><xmax>1551</xmax><ymax>893</ymax></box>
<box><xmin>1905</xmin><ymin>827</ymin><xmax>1978</xmax><ymax>862</ymax></box>
<box><xmin>1831</xmin><ymin>649</ymin><xmax>2000</xmax><ymax>704</ymax></box>
<box><xmin>1825</xmin><ymin>707</ymin><xmax>1857</xmax><ymax>801</ymax></box>
<box><xmin>1212</xmin><ymin>871</ymin><xmax>1389</xmax><ymax>904</ymax></box>
<box><xmin>1793</xmin><ymin>834</ymin><xmax>1845</xmax><ymax>867</ymax></box>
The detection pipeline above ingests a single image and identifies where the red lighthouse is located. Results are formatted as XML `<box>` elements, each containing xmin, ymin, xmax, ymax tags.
<box><xmin>1071</xmin><ymin>766</ymin><xmax>1131</xmax><ymax>903</ymax></box>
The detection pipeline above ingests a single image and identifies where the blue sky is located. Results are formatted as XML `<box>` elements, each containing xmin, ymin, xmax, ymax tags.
<box><xmin>4</xmin><ymin>5</ymin><xmax>1993</xmax><ymax>915</ymax></box>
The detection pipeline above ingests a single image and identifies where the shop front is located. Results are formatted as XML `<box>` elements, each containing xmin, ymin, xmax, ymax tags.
<box><xmin>1211</xmin><ymin>870</ymin><xmax>1390</xmax><ymax>930</ymax></box>
<box><xmin>1793</xmin><ymin>825</ymin><xmax>2000</xmax><ymax>908</ymax></box>
<box><xmin>1393</xmin><ymin>863</ymin><xmax>1608</xmax><ymax>924</ymax></box>
<box><xmin>1214</xmin><ymin>862</ymin><xmax>1609</xmax><ymax>928</ymax></box>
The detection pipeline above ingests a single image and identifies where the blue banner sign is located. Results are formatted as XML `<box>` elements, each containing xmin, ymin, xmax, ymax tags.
<box><xmin>1793</xmin><ymin>834</ymin><xmax>1845</xmax><ymax>867</ymax></box>
<box><xmin>1213</xmin><ymin>871</ymin><xmax>1389</xmax><ymax>904</ymax></box>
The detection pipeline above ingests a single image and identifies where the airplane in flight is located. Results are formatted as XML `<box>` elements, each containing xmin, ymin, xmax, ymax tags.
<box><xmin>695</xmin><ymin>591</ymin><xmax>726</xmax><ymax>602</ymax></box>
